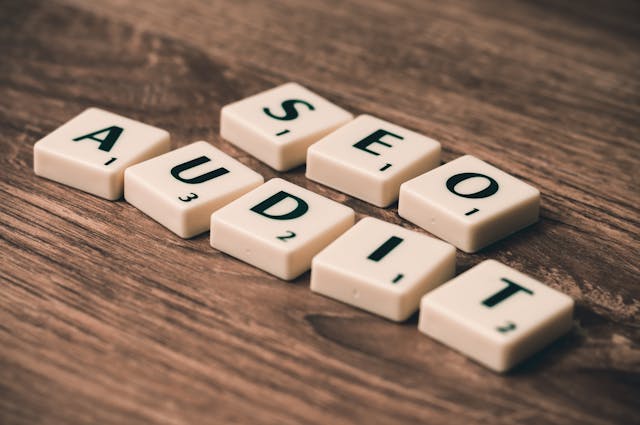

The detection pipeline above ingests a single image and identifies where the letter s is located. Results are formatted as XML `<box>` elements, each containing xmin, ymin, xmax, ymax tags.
<box><xmin>263</xmin><ymin>99</ymin><xmax>315</xmax><ymax>121</ymax></box>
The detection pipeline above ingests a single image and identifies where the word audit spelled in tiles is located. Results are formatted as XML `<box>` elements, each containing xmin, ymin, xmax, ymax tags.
<box><xmin>125</xmin><ymin>141</ymin><xmax>263</xmax><ymax>238</ymax></box>
<box><xmin>34</xmin><ymin>108</ymin><xmax>170</xmax><ymax>200</ymax></box>
<box><xmin>399</xmin><ymin>155</ymin><xmax>540</xmax><ymax>253</ymax></box>
<box><xmin>311</xmin><ymin>217</ymin><xmax>456</xmax><ymax>321</ymax></box>
<box><xmin>211</xmin><ymin>178</ymin><xmax>355</xmax><ymax>280</ymax></box>
<box><xmin>307</xmin><ymin>115</ymin><xmax>441</xmax><ymax>207</ymax></box>
<box><xmin>220</xmin><ymin>82</ymin><xmax>353</xmax><ymax>171</ymax></box>
<box><xmin>419</xmin><ymin>260</ymin><xmax>574</xmax><ymax>372</ymax></box>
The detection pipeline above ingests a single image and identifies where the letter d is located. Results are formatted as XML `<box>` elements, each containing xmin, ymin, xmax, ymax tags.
<box><xmin>250</xmin><ymin>191</ymin><xmax>309</xmax><ymax>220</ymax></box>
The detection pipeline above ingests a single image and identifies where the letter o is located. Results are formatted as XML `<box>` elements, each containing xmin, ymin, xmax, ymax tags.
<box><xmin>446</xmin><ymin>173</ymin><xmax>499</xmax><ymax>199</ymax></box>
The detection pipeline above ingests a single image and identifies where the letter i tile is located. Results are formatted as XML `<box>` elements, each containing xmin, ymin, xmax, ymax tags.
<box><xmin>311</xmin><ymin>217</ymin><xmax>456</xmax><ymax>321</ymax></box>
<box><xmin>210</xmin><ymin>178</ymin><xmax>355</xmax><ymax>280</ymax></box>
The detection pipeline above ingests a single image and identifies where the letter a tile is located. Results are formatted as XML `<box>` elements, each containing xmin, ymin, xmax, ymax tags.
<box><xmin>418</xmin><ymin>260</ymin><xmax>574</xmax><ymax>372</ymax></box>
<box><xmin>220</xmin><ymin>83</ymin><xmax>353</xmax><ymax>171</ymax></box>
<box><xmin>125</xmin><ymin>141</ymin><xmax>263</xmax><ymax>238</ymax></box>
<box><xmin>210</xmin><ymin>178</ymin><xmax>355</xmax><ymax>280</ymax></box>
<box><xmin>34</xmin><ymin>108</ymin><xmax>170</xmax><ymax>199</ymax></box>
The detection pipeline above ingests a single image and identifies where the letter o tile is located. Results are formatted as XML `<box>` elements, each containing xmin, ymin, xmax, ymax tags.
<box><xmin>399</xmin><ymin>155</ymin><xmax>540</xmax><ymax>252</ymax></box>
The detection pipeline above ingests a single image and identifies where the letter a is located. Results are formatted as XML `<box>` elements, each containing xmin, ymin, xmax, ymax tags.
<box><xmin>72</xmin><ymin>126</ymin><xmax>123</xmax><ymax>152</ymax></box>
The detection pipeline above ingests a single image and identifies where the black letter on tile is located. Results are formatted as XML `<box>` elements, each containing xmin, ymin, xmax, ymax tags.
<box><xmin>263</xmin><ymin>99</ymin><xmax>315</xmax><ymax>121</ymax></box>
<box><xmin>482</xmin><ymin>278</ymin><xmax>533</xmax><ymax>308</ymax></box>
<box><xmin>170</xmin><ymin>156</ymin><xmax>229</xmax><ymax>184</ymax></box>
<box><xmin>250</xmin><ymin>191</ymin><xmax>309</xmax><ymax>220</ymax></box>
<box><xmin>368</xmin><ymin>236</ymin><xmax>404</xmax><ymax>262</ymax></box>
<box><xmin>446</xmin><ymin>173</ymin><xmax>499</xmax><ymax>199</ymax></box>
<box><xmin>72</xmin><ymin>126</ymin><xmax>123</xmax><ymax>152</ymax></box>
<box><xmin>353</xmin><ymin>129</ymin><xmax>403</xmax><ymax>156</ymax></box>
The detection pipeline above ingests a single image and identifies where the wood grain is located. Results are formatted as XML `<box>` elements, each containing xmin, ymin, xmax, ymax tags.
<box><xmin>1</xmin><ymin>0</ymin><xmax>638</xmax><ymax>424</ymax></box>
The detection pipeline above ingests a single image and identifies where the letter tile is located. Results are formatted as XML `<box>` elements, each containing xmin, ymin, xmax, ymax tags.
<box><xmin>124</xmin><ymin>141</ymin><xmax>263</xmax><ymax>238</ymax></box>
<box><xmin>399</xmin><ymin>155</ymin><xmax>540</xmax><ymax>252</ymax></box>
<box><xmin>210</xmin><ymin>178</ymin><xmax>355</xmax><ymax>280</ymax></box>
<box><xmin>34</xmin><ymin>108</ymin><xmax>170</xmax><ymax>200</ymax></box>
<box><xmin>311</xmin><ymin>217</ymin><xmax>456</xmax><ymax>321</ymax></box>
<box><xmin>418</xmin><ymin>260</ymin><xmax>574</xmax><ymax>372</ymax></box>
<box><xmin>220</xmin><ymin>82</ymin><xmax>353</xmax><ymax>171</ymax></box>
<box><xmin>307</xmin><ymin>115</ymin><xmax>441</xmax><ymax>207</ymax></box>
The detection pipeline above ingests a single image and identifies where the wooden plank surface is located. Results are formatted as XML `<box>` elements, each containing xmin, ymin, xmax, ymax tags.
<box><xmin>1</xmin><ymin>0</ymin><xmax>638</xmax><ymax>424</ymax></box>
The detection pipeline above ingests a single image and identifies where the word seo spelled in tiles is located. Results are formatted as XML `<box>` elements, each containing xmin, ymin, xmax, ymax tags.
<box><xmin>32</xmin><ymin>82</ymin><xmax>572</xmax><ymax>373</ymax></box>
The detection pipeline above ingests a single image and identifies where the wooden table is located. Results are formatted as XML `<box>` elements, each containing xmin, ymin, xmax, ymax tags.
<box><xmin>1</xmin><ymin>1</ymin><xmax>638</xmax><ymax>424</ymax></box>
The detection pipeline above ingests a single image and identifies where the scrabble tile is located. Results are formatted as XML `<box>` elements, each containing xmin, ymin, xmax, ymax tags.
<box><xmin>418</xmin><ymin>260</ymin><xmax>574</xmax><ymax>372</ymax></box>
<box><xmin>210</xmin><ymin>178</ymin><xmax>355</xmax><ymax>280</ymax></box>
<box><xmin>306</xmin><ymin>115</ymin><xmax>441</xmax><ymax>207</ymax></box>
<box><xmin>124</xmin><ymin>141</ymin><xmax>263</xmax><ymax>238</ymax></box>
<box><xmin>220</xmin><ymin>82</ymin><xmax>353</xmax><ymax>171</ymax></box>
<box><xmin>34</xmin><ymin>108</ymin><xmax>170</xmax><ymax>200</ymax></box>
<box><xmin>311</xmin><ymin>217</ymin><xmax>456</xmax><ymax>321</ymax></box>
<box><xmin>399</xmin><ymin>155</ymin><xmax>539</xmax><ymax>253</ymax></box>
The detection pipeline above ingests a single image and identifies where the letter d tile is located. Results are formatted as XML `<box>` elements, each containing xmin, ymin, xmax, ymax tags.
<box><xmin>210</xmin><ymin>178</ymin><xmax>355</xmax><ymax>280</ymax></box>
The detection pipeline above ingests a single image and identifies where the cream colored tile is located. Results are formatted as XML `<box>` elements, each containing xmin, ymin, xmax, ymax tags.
<box><xmin>306</xmin><ymin>115</ymin><xmax>441</xmax><ymax>207</ymax></box>
<box><xmin>399</xmin><ymin>155</ymin><xmax>539</xmax><ymax>253</ymax></box>
<box><xmin>419</xmin><ymin>259</ymin><xmax>574</xmax><ymax>372</ymax></box>
<box><xmin>220</xmin><ymin>82</ymin><xmax>353</xmax><ymax>171</ymax></box>
<box><xmin>124</xmin><ymin>141</ymin><xmax>263</xmax><ymax>238</ymax></box>
<box><xmin>33</xmin><ymin>108</ymin><xmax>170</xmax><ymax>200</ymax></box>
<box><xmin>311</xmin><ymin>217</ymin><xmax>455</xmax><ymax>321</ymax></box>
<box><xmin>210</xmin><ymin>178</ymin><xmax>355</xmax><ymax>280</ymax></box>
